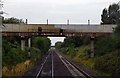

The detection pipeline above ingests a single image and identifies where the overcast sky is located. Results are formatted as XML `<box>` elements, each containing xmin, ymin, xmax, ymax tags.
<box><xmin>3</xmin><ymin>0</ymin><xmax>120</xmax><ymax>24</ymax></box>
<box><xmin>2</xmin><ymin>0</ymin><xmax>120</xmax><ymax>46</ymax></box>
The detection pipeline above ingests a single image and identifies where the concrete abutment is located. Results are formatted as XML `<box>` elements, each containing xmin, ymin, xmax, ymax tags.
<box><xmin>21</xmin><ymin>36</ymin><xmax>32</xmax><ymax>51</ymax></box>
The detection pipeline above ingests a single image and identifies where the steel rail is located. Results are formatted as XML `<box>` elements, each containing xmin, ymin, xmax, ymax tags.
<box><xmin>36</xmin><ymin>52</ymin><xmax>51</xmax><ymax>78</ymax></box>
<box><xmin>56</xmin><ymin>52</ymin><xmax>93</xmax><ymax>78</ymax></box>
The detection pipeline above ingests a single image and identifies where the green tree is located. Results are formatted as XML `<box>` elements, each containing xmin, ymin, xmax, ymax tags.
<box><xmin>3</xmin><ymin>17</ymin><xmax>25</xmax><ymax>24</ymax></box>
<box><xmin>32</xmin><ymin>37</ymin><xmax>51</xmax><ymax>54</ymax></box>
<box><xmin>101</xmin><ymin>8</ymin><xmax>109</xmax><ymax>24</ymax></box>
<box><xmin>62</xmin><ymin>36</ymin><xmax>83</xmax><ymax>47</ymax></box>
<box><xmin>101</xmin><ymin>3</ymin><xmax>120</xmax><ymax>24</ymax></box>
<box><xmin>55</xmin><ymin>42</ymin><xmax>62</xmax><ymax>49</ymax></box>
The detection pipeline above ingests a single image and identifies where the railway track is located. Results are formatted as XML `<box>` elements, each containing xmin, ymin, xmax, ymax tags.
<box><xmin>35</xmin><ymin>49</ymin><xmax>93</xmax><ymax>78</ymax></box>
<box><xmin>36</xmin><ymin>51</ymin><xmax>53</xmax><ymax>78</ymax></box>
<box><xmin>56</xmin><ymin>52</ymin><xmax>93</xmax><ymax>78</ymax></box>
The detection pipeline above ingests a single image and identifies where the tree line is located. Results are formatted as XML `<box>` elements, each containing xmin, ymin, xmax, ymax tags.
<box><xmin>2</xmin><ymin>17</ymin><xmax>25</xmax><ymax>24</ymax></box>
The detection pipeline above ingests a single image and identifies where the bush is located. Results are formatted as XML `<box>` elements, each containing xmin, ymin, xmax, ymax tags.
<box><xmin>55</xmin><ymin>42</ymin><xmax>62</xmax><ymax>49</ymax></box>
<box><xmin>32</xmin><ymin>37</ymin><xmax>51</xmax><ymax>54</ymax></box>
<box><xmin>95</xmin><ymin>37</ymin><xmax>116</xmax><ymax>56</ymax></box>
<box><xmin>3</xmin><ymin>47</ymin><xmax>27</xmax><ymax>69</ymax></box>
<box><xmin>3</xmin><ymin>37</ymin><xmax>51</xmax><ymax>69</ymax></box>
<box><xmin>94</xmin><ymin>50</ymin><xmax>120</xmax><ymax>76</ymax></box>
<box><xmin>30</xmin><ymin>47</ymin><xmax>41</xmax><ymax>62</ymax></box>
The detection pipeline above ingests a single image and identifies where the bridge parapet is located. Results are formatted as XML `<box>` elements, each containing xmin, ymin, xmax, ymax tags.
<box><xmin>54</xmin><ymin>24</ymin><xmax>116</xmax><ymax>33</ymax></box>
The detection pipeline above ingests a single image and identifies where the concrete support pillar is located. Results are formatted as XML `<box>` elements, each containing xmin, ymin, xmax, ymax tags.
<box><xmin>28</xmin><ymin>37</ymin><xmax>31</xmax><ymax>48</ymax></box>
<box><xmin>21</xmin><ymin>36</ymin><xmax>25</xmax><ymax>51</ymax></box>
<box><xmin>90</xmin><ymin>36</ymin><xmax>95</xmax><ymax>58</ymax></box>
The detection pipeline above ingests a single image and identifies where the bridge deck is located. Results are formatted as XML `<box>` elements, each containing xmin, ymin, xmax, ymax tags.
<box><xmin>1</xmin><ymin>24</ymin><xmax>116</xmax><ymax>36</ymax></box>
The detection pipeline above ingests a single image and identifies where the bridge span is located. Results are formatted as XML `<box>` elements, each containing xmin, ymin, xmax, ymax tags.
<box><xmin>1</xmin><ymin>24</ymin><xmax>116</xmax><ymax>57</ymax></box>
<box><xmin>1</xmin><ymin>24</ymin><xmax>116</xmax><ymax>37</ymax></box>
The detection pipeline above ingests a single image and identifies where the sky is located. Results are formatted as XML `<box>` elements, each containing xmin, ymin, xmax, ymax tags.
<box><xmin>3</xmin><ymin>0</ymin><xmax>120</xmax><ymax>24</ymax></box>
<box><xmin>2</xmin><ymin>0</ymin><xmax>120</xmax><ymax>46</ymax></box>
<box><xmin>48</xmin><ymin>37</ymin><xmax>65</xmax><ymax>46</ymax></box>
